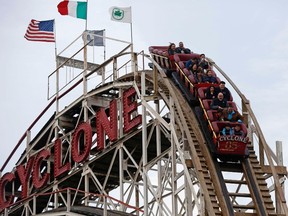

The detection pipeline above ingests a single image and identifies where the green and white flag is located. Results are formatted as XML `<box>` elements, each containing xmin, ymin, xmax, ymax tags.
<box><xmin>109</xmin><ymin>6</ymin><xmax>132</xmax><ymax>23</ymax></box>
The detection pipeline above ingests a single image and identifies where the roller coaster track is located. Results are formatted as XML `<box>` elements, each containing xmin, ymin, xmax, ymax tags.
<box><xmin>0</xmin><ymin>45</ymin><xmax>287</xmax><ymax>216</ymax></box>
<box><xmin>149</xmin><ymin>60</ymin><xmax>288</xmax><ymax>215</ymax></box>
<box><xmin>156</xmin><ymin>77</ymin><xmax>227</xmax><ymax>215</ymax></box>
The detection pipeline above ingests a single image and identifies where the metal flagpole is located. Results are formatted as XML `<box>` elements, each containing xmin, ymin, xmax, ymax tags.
<box><xmin>53</xmin><ymin>19</ymin><xmax>57</xmax><ymax>62</ymax></box>
<box><xmin>129</xmin><ymin>7</ymin><xmax>138</xmax><ymax>81</ymax></box>
<box><xmin>83</xmin><ymin>0</ymin><xmax>89</xmax><ymax>126</ymax></box>
<box><xmin>104</xmin><ymin>29</ymin><xmax>106</xmax><ymax>61</ymax></box>
<box><xmin>130</xmin><ymin>7</ymin><xmax>133</xmax><ymax>52</ymax></box>
<box><xmin>52</xmin><ymin>19</ymin><xmax>60</xmax><ymax>114</ymax></box>
<box><xmin>102</xmin><ymin>29</ymin><xmax>106</xmax><ymax>84</ymax></box>
<box><xmin>83</xmin><ymin>0</ymin><xmax>88</xmax><ymax>95</ymax></box>
<box><xmin>85</xmin><ymin>0</ymin><xmax>88</xmax><ymax>30</ymax></box>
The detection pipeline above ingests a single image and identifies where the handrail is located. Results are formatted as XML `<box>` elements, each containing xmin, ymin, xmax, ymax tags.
<box><xmin>48</xmin><ymin>42</ymin><xmax>132</xmax><ymax>99</ymax></box>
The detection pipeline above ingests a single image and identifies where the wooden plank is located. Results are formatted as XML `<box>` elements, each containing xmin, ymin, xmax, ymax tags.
<box><xmin>233</xmin><ymin>204</ymin><xmax>255</xmax><ymax>209</ymax></box>
<box><xmin>229</xmin><ymin>192</ymin><xmax>251</xmax><ymax>197</ymax></box>
<box><xmin>262</xmin><ymin>165</ymin><xmax>287</xmax><ymax>175</ymax></box>
<box><xmin>235</xmin><ymin>213</ymin><xmax>257</xmax><ymax>216</ymax></box>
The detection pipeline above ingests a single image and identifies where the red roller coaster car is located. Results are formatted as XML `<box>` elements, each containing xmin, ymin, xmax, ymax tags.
<box><xmin>149</xmin><ymin>45</ymin><xmax>249</xmax><ymax>160</ymax></box>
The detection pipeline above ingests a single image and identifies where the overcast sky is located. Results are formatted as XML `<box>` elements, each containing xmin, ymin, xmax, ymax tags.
<box><xmin>0</xmin><ymin>0</ymin><xmax>288</xmax><ymax>199</ymax></box>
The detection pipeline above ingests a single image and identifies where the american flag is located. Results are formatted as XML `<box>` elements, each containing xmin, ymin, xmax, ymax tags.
<box><xmin>24</xmin><ymin>19</ymin><xmax>55</xmax><ymax>42</ymax></box>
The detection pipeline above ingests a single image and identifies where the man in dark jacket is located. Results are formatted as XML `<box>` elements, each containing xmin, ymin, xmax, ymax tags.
<box><xmin>175</xmin><ymin>42</ymin><xmax>191</xmax><ymax>54</ymax></box>
<box><xmin>210</xmin><ymin>92</ymin><xmax>228</xmax><ymax>112</ymax></box>
<box><xmin>198</xmin><ymin>53</ymin><xmax>209</xmax><ymax>69</ymax></box>
<box><xmin>216</xmin><ymin>81</ymin><xmax>231</xmax><ymax>101</ymax></box>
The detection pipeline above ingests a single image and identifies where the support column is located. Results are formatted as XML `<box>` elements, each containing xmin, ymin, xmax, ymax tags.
<box><xmin>113</xmin><ymin>58</ymin><xmax>118</xmax><ymax>81</ymax></box>
<box><xmin>276</xmin><ymin>141</ymin><xmax>284</xmax><ymax>214</ymax></box>
<box><xmin>119</xmin><ymin>144</ymin><xmax>124</xmax><ymax>211</ymax></box>
<box><xmin>67</xmin><ymin>188</ymin><xmax>71</xmax><ymax>212</ymax></box>
<box><xmin>84</xmin><ymin>164</ymin><xmax>89</xmax><ymax>206</ymax></box>
<box><xmin>141</xmin><ymin>70</ymin><xmax>148</xmax><ymax>215</ymax></box>
<box><xmin>155</xmin><ymin>100</ymin><xmax>163</xmax><ymax>215</ymax></box>
<box><xmin>170</xmin><ymin>96</ymin><xmax>178</xmax><ymax>215</ymax></box>
<box><xmin>119</xmin><ymin>89</ymin><xmax>125</xmax><ymax>211</ymax></box>
<box><xmin>184</xmin><ymin>135</ymin><xmax>193</xmax><ymax>215</ymax></box>
<box><xmin>53</xmin><ymin>184</ymin><xmax>59</xmax><ymax>209</ymax></box>
<box><xmin>83</xmin><ymin>35</ymin><xmax>88</xmax><ymax>96</ymax></box>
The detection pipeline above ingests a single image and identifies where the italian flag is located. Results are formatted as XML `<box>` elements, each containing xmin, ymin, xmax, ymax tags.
<box><xmin>57</xmin><ymin>1</ymin><xmax>87</xmax><ymax>20</ymax></box>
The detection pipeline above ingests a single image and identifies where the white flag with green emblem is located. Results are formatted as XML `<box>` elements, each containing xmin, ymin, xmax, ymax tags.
<box><xmin>109</xmin><ymin>6</ymin><xmax>132</xmax><ymax>23</ymax></box>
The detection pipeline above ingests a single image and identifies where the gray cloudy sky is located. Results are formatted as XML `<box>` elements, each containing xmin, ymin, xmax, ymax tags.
<box><xmin>0</xmin><ymin>0</ymin><xmax>288</xmax><ymax>198</ymax></box>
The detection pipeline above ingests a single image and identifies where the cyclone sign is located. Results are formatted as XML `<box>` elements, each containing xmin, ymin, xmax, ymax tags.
<box><xmin>0</xmin><ymin>87</ymin><xmax>142</xmax><ymax>210</ymax></box>
<box><xmin>217</xmin><ymin>135</ymin><xmax>249</xmax><ymax>155</ymax></box>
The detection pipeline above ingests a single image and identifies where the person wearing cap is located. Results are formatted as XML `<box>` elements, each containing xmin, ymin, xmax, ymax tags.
<box><xmin>215</xmin><ymin>81</ymin><xmax>231</xmax><ymax>101</ymax></box>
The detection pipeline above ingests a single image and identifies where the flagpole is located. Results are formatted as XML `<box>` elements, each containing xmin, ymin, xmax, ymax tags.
<box><xmin>104</xmin><ymin>29</ymin><xmax>106</xmax><ymax>61</ymax></box>
<box><xmin>52</xmin><ymin>19</ymin><xmax>60</xmax><ymax>114</ymax></box>
<box><xmin>102</xmin><ymin>29</ymin><xmax>106</xmax><ymax>85</ymax></box>
<box><xmin>85</xmin><ymin>0</ymin><xmax>88</xmax><ymax>30</ymax></box>
<box><xmin>130</xmin><ymin>23</ymin><xmax>133</xmax><ymax>43</ymax></box>
<box><xmin>53</xmin><ymin>19</ymin><xmax>58</xmax><ymax>74</ymax></box>
<box><xmin>129</xmin><ymin>6</ymin><xmax>137</xmax><ymax>82</ymax></box>
<box><xmin>130</xmin><ymin>7</ymin><xmax>133</xmax><ymax>52</ymax></box>
<box><xmin>82</xmin><ymin>0</ymin><xmax>89</xmax><ymax>137</ymax></box>
<box><xmin>83</xmin><ymin>0</ymin><xmax>88</xmax><ymax>97</ymax></box>
<box><xmin>53</xmin><ymin>19</ymin><xmax>58</xmax><ymax>58</ymax></box>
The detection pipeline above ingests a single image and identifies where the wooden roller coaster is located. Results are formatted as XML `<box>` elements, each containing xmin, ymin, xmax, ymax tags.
<box><xmin>0</xmin><ymin>39</ymin><xmax>287</xmax><ymax>216</ymax></box>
